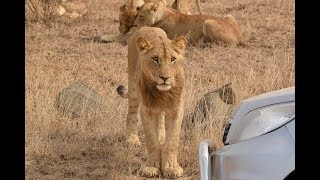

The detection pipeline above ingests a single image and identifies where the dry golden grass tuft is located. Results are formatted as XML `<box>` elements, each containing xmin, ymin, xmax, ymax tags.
<box><xmin>26</xmin><ymin>0</ymin><xmax>294</xmax><ymax>179</ymax></box>
<box><xmin>26</xmin><ymin>0</ymin><xmax>62</xmax><ymax>24</ymax></box>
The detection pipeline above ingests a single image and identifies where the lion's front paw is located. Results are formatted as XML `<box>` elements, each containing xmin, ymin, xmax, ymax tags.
<box><xmin>99</xmin><ymin>34</ymin><xmax>117</xmax><ymax>42</ymax></box>
<box><xmin>126</xmin><ymin>134</ymin><xmax>142</xmax><ymax>146</ymax></box>
<box><xmin>140</xmin><ymin>165</ymin><xmax>160</xmax><ymax>177</ymax></box>
<box><xmin>162</xmin><ymin>162</ymin><xmax>183</xmax><ymax>178</ymax></box>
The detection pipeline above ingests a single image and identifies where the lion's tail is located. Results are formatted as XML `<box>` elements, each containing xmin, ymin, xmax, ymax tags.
<box><xmin>196</xmin><ymin>0</ymin><xmax>203</xmax><ymax>15</ymax></box>
<box><xmin>116</xmin><ymin>85</ymin><xmax>128</xmax><ymax>98</ymax></box>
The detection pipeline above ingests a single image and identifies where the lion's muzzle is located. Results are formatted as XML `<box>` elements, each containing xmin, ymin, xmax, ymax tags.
<box><xmin>156</xmin><ymin>76</ymin><xmax>173</xmax><ymax>91</ymax></box>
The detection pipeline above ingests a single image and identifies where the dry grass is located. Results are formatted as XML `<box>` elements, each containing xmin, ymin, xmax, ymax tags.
<box><xmin>26</xmin><ymin>0</ymin><xmax>62</xmax><ymax>24</ymax></box>
<box><xmin>25</xmin><ymin>0</ymin><xmax>295</xmax><ymax>179</ymax></box>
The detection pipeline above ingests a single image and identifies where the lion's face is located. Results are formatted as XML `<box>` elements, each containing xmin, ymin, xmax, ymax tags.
<box><xmin>118</xmin><ymin>4</ymin><xmax>140</xmax><ymax>34</ymax></box>
<box><xmin>136</xmin><ymin>36</ymin><xmax>187</xmax><ymax>91</ymax></box>
<box><xmin>133</xmin><ymin>2</ymin><xmax>160</xmax><ymax>29</ymax></box>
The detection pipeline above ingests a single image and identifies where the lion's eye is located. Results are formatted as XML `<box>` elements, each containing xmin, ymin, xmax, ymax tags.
<box><xmin>171</xmin><ymin>57</ymin><xmax>176</xmax><ymax>62</ymax></box>
<box><xmin>139</xmin><ymin>15</ymin><xmax>144</xmax><ymax>19</ymax></box>
<box><xmin>152</xmin><ymin>56</ymin><xmax>159</xmax><ymax>63</ymax></box>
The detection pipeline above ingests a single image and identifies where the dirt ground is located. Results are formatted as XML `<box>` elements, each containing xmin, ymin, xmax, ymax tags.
<box><xmin>25</xmin><ymin>0</ymin><xmax>295</xmax><ymax>179</ymax></box>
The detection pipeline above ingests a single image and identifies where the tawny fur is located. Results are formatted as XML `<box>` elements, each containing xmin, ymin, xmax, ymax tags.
<box><xmin>57</xmin><ymin>0</ymin><xmax>87</xmax><ymax>19</ymax></box>
<box><xmin>99</xmin><ymin>0</ymin><xmax>202</xmax><ymax>42</ymax></box>
<box><xmin>133</xmin><ymin>2</ymin><xmax>245</xmax><ymax>46</ymax></box>
<box><xmin>117</xmin><ymin>26</ymin><xmax>187</xmax><ymax>178</ymax></box>
<box><xmin>119</xmin><ymin>0</ymin><xmax>203</xmax><ymax>34</ymax></box>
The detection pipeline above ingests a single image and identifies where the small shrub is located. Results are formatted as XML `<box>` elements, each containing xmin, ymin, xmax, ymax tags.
<box><xmin>26</xmin><ymin>0</ymin><xmax>63</xmax><ymax>24</ymax></box>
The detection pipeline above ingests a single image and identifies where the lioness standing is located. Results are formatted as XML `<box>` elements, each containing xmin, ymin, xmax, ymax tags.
<box><xmin>117</xmin><ymin>26</ymin><xmax>187</xmax><ymax>178</ymax></box>
<box><xmin>133</xmin><ymin>2</ymin><xmax>245</xmax><ymax>46</ymax></box>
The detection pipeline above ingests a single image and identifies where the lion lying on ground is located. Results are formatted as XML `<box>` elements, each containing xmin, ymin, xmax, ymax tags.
<box><xmin>133</xmin><ymin>2</ymin><xmax>245</xmax><ymax>46</ymax></box>
<box><xmin>119</xmin><ymin>0</ymin><xmax>203</xmax><ymax>34</ymax></box>
<box><xmin>26</xmin><ymin>0</ymin><xmax>87</xmax><ymax>20</ymax></box>
<box><xmin>56</xmin><ymin>0</ymin><xmax>87</xmax><ymax>19</ymax></box>
<box><xmin>99</xmin><ymin>0</ymin><xmax>202</xmax><ymax>43</ymax></box>
<box><xmin>116</xmin><ymin>26</ymin><xmax>187</xmax><ymax>178</ymax></box>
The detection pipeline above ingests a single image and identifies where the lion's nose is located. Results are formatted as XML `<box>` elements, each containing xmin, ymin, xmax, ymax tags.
<box><xmin>159</xmin><ymin>76</ymin><xmax>170</xmax><ymax>82</ymax></box>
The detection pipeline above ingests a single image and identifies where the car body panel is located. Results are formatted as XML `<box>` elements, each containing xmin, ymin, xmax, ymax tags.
<box><xmin>229</xmin><ymin>87</ymin><xmax>295</xmax><ymax>120</ymax></box>
<box><xmin>226</xmin><ymin>87</ymin><xmax>295</xmax><ymax>145</ymax></box>
<box><xmin>199</xmin><ymin>86</ymin><xmax>295</xmax><ymax>180</ymax></box>
<box><xmin>211</xmin><ymin>122</ymin><xmax>295</xmax><ymax>180</ymax></box>
<box><xmin>285</xmin><ymin>119</ymin><xmax>295</xmax><ymax>141</ymax></box>
<box><xmin>226</xmin><ymin>101</ymin><xmax>295</xmax><ymax>144</ymax></box>
<box><xmin>199</xmin><ymin>140</ymin><xmax>214</xmax><ymax>180</ymax></box>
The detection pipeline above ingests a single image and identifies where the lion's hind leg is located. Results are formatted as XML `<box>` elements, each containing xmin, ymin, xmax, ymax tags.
<box><xmin>202</xmin><ymin>17</ymin><xmax>243</xmax><ymax>46</ymax></box>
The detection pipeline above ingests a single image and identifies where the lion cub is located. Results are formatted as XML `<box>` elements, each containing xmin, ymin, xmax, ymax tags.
<box><xmin>133</xmin><ymin>2</ymin><xmax>245</xmax><ymax>46</ymax></box>
<box><xmin>116</xmin><ymin>26</ymin><xmax>187</xmax><ymax>178</ymax></box>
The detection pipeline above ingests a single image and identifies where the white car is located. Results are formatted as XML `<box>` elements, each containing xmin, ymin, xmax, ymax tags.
<box><xmin>199</xmin><ymin>86</ymin><xmax>295</xmax><ymax>180</ymax></box>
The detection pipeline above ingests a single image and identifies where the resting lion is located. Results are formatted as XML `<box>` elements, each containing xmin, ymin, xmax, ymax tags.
<box><xmin>57</xmin><ymin>0</ymin><xmax>87</xmax><ymax>19</ymax></box>
<box><xmin>133</xmin><ymin>2</ymin><xmax>245</xmax><ymax>46</ymax></box>
<box><xmin>99</xmin><ymin>0</ymin><xmax>202</xmax><ymax>42</ymax></box>
<box><xmin>26</xmin><ymin>0</ymin><xmax>87</xmax><ymax>20</ymax></box>
<box><xmin>116</xmin><ymin>26</ymin><xmax>187</xmax><ymax>178</ymax></box>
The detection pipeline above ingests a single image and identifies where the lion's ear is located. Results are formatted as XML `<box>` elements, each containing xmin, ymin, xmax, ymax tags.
<box><xmin>136</xmin><ymin>36</ymin><xmax>154</xmax><ymax>51</ymax></box>
<box><xmin>120</xmin><ymin>4</ymin><xmax>126</xmax><ymax>14</ymax></box>
<box><xmin>172</xmin><ymin>36</ymin><xmax>188</xmax><ymax>51</ymax></box>
<box><xmin>151</xmin><ymin>3</ymin><xmax>159</xmax><ymax>12</ymax></box>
